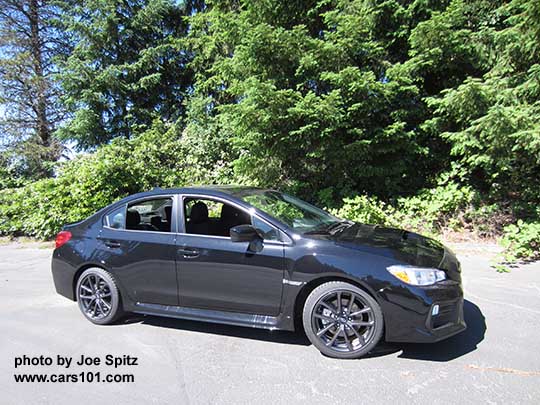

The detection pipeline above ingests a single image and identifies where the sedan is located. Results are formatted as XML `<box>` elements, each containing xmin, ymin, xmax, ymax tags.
<box><xmin>52</xmin><ymin>186</ymin><xmax>466</xmax><ymax>359</ymax></box>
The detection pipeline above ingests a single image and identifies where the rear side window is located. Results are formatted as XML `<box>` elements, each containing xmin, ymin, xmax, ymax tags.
<box><xmin>104</xmin><ymin>206</ymin><xmax>126</xmax><ymax>229</ymax></box>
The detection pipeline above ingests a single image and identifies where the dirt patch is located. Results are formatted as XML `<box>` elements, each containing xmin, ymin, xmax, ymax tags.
<box><xmin>0</xmin><ymin>237</ymin><xmax>54</xmax><ymax>249</ymax></box>
<box><xmin>444</xmin><ymin>241</ymin><xmax>503</xmax><ymax>259</ymax></box>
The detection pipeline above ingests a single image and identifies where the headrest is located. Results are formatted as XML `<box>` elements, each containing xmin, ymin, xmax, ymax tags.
<box><xmin>126</xmin><ymin>209</ymin><xmax>141</xmax><ymax>227</ymax></box>
<box><xmin>150</xmin><ymin>216</ymin><xmax>162</xmax><ymax>228</ymax></box>
<box><xmin>164</xmin><ymin>206</ymin><xmax>172</xmax><ymax>221</ymax></box>
<box><xmin>221</xmin><ymin>204</ymin><xmax>240</xmax><ymax>219</ymax></box>
<box><xmin>190</xmin><ymin>202</ymin><xmax>209</xmax><ymax>224</ymax></box>
<box><xmin>221</xmin><ymin>204</ymin><xmax>250</xmax><ymax>223</ymax></box>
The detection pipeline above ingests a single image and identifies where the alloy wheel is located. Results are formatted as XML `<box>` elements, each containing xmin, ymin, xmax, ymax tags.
<box><xmin>311</xmin><ymin>290</ymin><xmax>376</xmax><ymax>353</ymax></box>
<box><xmin>78</xmin><ymin>273</ymin><xmax>113</xmax><ymax>320</ymax></box>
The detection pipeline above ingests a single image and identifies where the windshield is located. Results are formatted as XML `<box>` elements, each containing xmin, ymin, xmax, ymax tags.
<box><xmin>240</xmin><ymin>190</ymin><xmax>341</xmax><ymax>233</ymax></box>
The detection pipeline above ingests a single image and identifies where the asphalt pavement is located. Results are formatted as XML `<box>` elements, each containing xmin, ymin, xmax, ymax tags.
<box><xmin>1</xmin><ymin>242</ymin><xmax>539</xmax><ymax>404</ymax></box>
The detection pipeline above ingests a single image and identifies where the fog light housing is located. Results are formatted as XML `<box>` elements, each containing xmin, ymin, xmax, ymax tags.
<box><xmin>432</xmin><ymin>304</ymin><xmax>440</xmax><ymax>316</ymax></box>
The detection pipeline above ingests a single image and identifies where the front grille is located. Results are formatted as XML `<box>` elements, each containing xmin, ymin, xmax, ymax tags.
<box><xmin>431</xmin><ymin>301</ymin><xmax>459</xmax><ymax>329</ymax></box>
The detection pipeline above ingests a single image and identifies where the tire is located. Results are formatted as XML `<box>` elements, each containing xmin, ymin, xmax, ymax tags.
<box><xmin>76</xmin><ymin>267</ymin><xmax>124</xmax><ymax>325</ymax></box>
<box><xmin>302</xmin><ymin>281</ymin><xmax>384</xmax><ymax>359</ymax></box>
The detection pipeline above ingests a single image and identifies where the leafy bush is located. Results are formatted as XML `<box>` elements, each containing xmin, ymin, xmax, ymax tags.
<box><xmin>0</xmin><ymin>120</ymin><xmax>234</xmax><ymax>239</ymax></box>
<box><xmin>500</xmin><ymin>221</ymin><xmax>540</xmax><ymax>262</ymax></box>
<box><xmin>395</xmin><ymin>182</ymin><xmax>475</xmax><ymax>234</ymax></box>
<box><xmin>332</xmin><ymin>182</ymin><xmax>476</xmax><ymax>237</ymax></box>
<box><xmin>0</xmin><ymin>164</ymin><xmax>26</xmax><ymax>190</ymax></box>
<box><xmin>330</xmin><ymin>195</ymin><xmax>399</xmax><ymax>227</ymax></box>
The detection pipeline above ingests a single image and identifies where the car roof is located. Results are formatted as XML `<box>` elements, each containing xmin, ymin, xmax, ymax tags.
<box><xmin>117</xmin><ymin>186</ymin><xmax>284</xmax><ymax>214</ymax></box>
<box><xmin>134</xmin><ymin>185</ymin><xmax>274</xmax><ymax>199</ymax></box>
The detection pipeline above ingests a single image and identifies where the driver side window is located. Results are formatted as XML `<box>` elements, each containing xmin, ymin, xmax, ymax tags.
<box><xmin>183</xmin><ymin>197</ymin><xmax>280</xmax><ymax>241</ymax></box>
<box><xmin>184</xmin><ymin>198</ymin><xmax>250</xmax><ymax>237</ymax></box>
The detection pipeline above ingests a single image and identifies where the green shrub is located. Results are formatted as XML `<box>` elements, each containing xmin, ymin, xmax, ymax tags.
<box><xmin>491</xmin><ymin>220</ymin><xmax>540</xmax><ymax>272</ymax></box>
<box><xmin>0</xmin><ymin>179</ymin><xmax>73</xmax><ymax>239</ymax></box>
<box><xmin>395</xmin><ymin>182</ymin><xmax>475</xmax><ymax>233</ymax></box>
<box><xmin>0</xmin><ymin>164</ymin><xmax>27</xmax><ymax>190</ymax></box>
<box><xmin>0</xmin><ymin>120</ymin><xmax>235</xmax><ymax>239</ymax></box>
<box><xmin>331</xmin><ymin>182</ymin><xmax>476</xmax><ymax>237</ymax></box>
<box><xmin>500</xmin><ymin>221</ymin><xmax>540</xmax><ymax>262</ymax></box>
<box><xmin>330</xmin><ymin>195</ymin><xmax>400</xmax><ymax>227</ymax></box>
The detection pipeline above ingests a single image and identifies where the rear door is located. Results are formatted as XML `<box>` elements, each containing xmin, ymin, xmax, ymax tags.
<box><xmin>98</xmin><ymin>196</ymin><xmax>178</xmax><ymax>305</ymax></box>
<box><xmin>175</xmin><ymin>195</ymin><xmax>285</xmax><ymax>316</ymax></box>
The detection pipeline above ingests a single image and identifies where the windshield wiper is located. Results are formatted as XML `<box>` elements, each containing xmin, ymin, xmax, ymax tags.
<box><xmin>328</xmin><ymin>220</ymin><xmax>354</xmax><ymax>234</ymax></box>
<box><xmin>302</xmin><ymin>223</ymin><xmax>335</xmax><ymax>235</ymax></box>
<box><xmin>303</xmin><ymin>221</ymin><xmax>352</xmax><ymax>235</ymax></box>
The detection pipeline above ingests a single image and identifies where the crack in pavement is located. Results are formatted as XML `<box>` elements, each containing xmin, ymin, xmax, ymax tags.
<box><xmin>466</xmin><ymin>364</ymin><xmax>540</xmax><ymax>377</ymax></box>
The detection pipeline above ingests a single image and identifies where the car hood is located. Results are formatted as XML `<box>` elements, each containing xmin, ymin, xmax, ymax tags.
<box><xmin>331</xmin><ymin>223</ymin><xmax>446</xmax><ymax>268</ymax></box>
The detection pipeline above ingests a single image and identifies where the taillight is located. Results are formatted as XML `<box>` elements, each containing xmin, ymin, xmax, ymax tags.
<box><xmin>55</xmin><ymin>231</ymin><xmax>72</xmax><ymax>249</ymax></box>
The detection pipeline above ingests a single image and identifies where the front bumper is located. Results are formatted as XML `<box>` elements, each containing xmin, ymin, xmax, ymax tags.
<box><xmin>379</xmin><ymin>280</ymin><xmax>466</xmax><ymax>343</ymax></box>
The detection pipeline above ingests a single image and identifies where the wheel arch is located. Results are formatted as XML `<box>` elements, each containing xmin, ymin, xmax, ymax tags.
<box><xmin>72</xmin><ymin>263</ymin><xmax>108</xmax><ymax>301</ymax></box>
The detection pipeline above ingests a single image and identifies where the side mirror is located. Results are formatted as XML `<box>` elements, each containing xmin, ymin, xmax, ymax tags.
<box><xmin>230</xmin><ymin>224</ymin><xmax>259</xmax><ymax>242</ymax></box>
<box><xmin>230</xmin><ymin>225</ymin><xmax>264</xmax><ymax>253</ymax></box>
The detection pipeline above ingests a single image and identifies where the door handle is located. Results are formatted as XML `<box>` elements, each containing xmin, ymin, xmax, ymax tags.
<box><xmin>104</xmin><ymin>240</ymin><xmax>121</xmax><ymax>248</ymax></box>
<box><xmin>177</xmin><ymin>247</ymin><xmax>199</xmax><ymax>258</ymax></box>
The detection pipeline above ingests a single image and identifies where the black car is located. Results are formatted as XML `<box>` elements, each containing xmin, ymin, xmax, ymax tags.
<box><xmin>52</xmin><ymin>186</ymin><xmax>466</xmax><ymax>359</ymax></box>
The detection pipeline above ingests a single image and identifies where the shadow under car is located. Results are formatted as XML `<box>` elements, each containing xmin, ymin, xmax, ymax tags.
<box><xmin>119</xmin><ymin>299</ymin><xmax>485</xmax><ymax>361</ymax></box>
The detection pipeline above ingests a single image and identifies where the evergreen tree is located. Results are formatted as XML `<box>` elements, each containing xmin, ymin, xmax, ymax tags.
<box><xmin>186</xmin><ymin>0</ymin><xmax>437</xmax><ymax>202</ymax></box>
<box><xmin>412</xmin><ymin>0</ymin><xmax>540</xmax><ymax>214</ymax></box>
<box><xmin>0</xmin><ymin>0</ymin><xmax>67</xmax><ymax>179</ymax></box>
<box><xmin>56</xmin><ymin>0</ymin><xmax>196</xmax><ymax>148</ymax></box>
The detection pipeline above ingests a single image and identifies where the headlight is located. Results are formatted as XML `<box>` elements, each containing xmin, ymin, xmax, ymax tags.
<box><xmin>386</xmin><ymin>265</ymin><xmax>446</xmax><ymax>286</ymax></box>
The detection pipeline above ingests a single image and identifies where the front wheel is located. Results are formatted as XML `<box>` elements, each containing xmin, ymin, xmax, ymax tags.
<box><xmin>302</xmin><ymin>281</ymin><xmax>384</xmax><ymax>359</ymax></box>
<box><xmin>76</xmin><ymin>267</ymin><xmax>123</xmax><ymax>325</ymax></box>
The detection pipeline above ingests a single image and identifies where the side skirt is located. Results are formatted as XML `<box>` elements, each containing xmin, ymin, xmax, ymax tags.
<box><xmin>133</xmin><ymin>302</ymin><xmax>285</xmax><ymax>331</ymax></box>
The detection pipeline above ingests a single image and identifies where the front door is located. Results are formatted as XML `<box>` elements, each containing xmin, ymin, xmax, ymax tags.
<box><xmin>176</xmin><ymin>196</ymin><xmax>285</xmax><ymax>316</ymax></box>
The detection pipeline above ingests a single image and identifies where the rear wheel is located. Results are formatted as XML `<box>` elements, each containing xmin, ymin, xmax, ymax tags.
<box><xmin>302</xmin><ymin>281</ymin><xmax>383</xmax><ymax>359</ymax></box>
<box><xmin>76</xmin><ymin>267</ymin><xmax>123</xmax><ymax>325</ymax></box>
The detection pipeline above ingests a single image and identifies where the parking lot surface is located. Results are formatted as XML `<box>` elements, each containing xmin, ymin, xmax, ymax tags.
<box><xmin>1</xmin><ymin>243</ymin><xmax>539</xmax><ymax>404</ymax></box>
